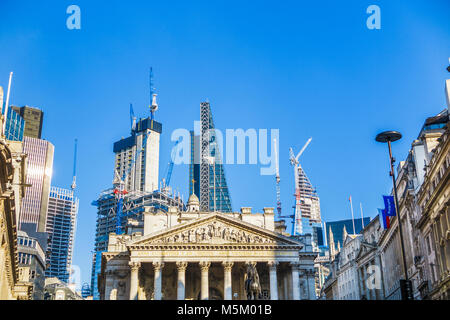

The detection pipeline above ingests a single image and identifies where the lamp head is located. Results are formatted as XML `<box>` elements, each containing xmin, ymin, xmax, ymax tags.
<box><xmin>376</xmin><ymin>131</ymin><xmax>402</xmax><ymax>143</ymax></box>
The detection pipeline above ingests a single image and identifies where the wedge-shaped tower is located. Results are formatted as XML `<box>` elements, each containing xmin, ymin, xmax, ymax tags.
<box><xmin>189</xmin><ymin>102</ymin><xmax>232</xmax><ymax>212</ymax></box>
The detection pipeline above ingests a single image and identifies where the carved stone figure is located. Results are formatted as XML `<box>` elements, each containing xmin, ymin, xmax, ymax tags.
<box><xmin>244</xmin><ymin>263</ymin><xmax>262</xmax><ymax>300</ymax></box>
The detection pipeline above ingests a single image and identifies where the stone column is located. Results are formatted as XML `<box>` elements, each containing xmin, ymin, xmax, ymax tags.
<box><xmin>176</xmin><ymin>262</ymin><xmax>188</xmax><ymax>300</ymax></box>
<box><xmin>268</xmin><ymin>261</ymin><xmax>278</xmax><ymax>300</ymax></box>
<box><xmin>104</xmin><ymin>270</ymin><xmax>114</xmax><ymax>300</ymax></box>
<box><xmin>222</xmin><ymin>262</ymin><xmax>234</xmax><ymax>300</ymax></box>
<box><xmin>153</xmin><ymin>262</ymin><xmax>164</xmax><ymax>300</ymax></box>
<box><xmin>129</xmin><ymin>262</ymin><xmax>141</xmax><ymax>300</ymax></box>
<box><xmin>199</xmin><ymin>261</ymin><xmax>211</xmax><ymax>300</ymax></box>
<box><xmin>291</xmin><ymin>262</ymin><xmax>300</xmax><ymax>300</ymax></box>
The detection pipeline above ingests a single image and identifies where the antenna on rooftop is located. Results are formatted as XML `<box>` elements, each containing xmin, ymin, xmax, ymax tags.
<box><xmin>149</xmin><ymin>67</ymin><xmax>158</xmax><ymax>120</ymax></box>
<box><xmin>71</xmin><ymin>139</ymin><xmax>78</xmax><ymax>191</ymax></box>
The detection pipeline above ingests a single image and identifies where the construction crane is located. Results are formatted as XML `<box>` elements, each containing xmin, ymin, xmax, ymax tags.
<box><xmin>162</xmin><ymin>138</ymin><xmax>182</xmax><ymax>191</ymax></box>
<box><xmin>113</xmin><ymin>68</ymin><xmax>158</xmax><ymax>234</ymax></box>
<box><xmin>149</xmin><ymin>67</ymin><xmax>158</xmax><ymax>120</ymax></box>
<box><xmin>130</xmin><ymin>103</ymin><xmax>136</xmax><ymax>133</ymax></box>
<box><xmin>71</xmin><ymin>139</ymin><xmax>78</xmax><ymax>191</ymax></box>
<box><xmin>273</xmin><ymin>138</ymin><xmax>282</xmax><ymax>218</ymax></box>
<box><xmin>289</xmin><ymin>137</ymin><xmax>312</xmax><ymax>235</ymax></box>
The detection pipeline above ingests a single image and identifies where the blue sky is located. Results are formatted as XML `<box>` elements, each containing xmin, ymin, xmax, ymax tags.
<box><xmin>0</xmin><ymin>1</ymin><xmax>449</xmax><ymax>286</ymax></box>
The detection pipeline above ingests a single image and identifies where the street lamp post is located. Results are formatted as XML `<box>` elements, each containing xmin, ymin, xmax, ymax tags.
<box><xmin>376</xmin><ymin>130</ymin><xmax>413</xmax><ymax>300</ymax></box>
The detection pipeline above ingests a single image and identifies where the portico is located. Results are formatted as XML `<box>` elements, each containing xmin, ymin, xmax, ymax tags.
<box><xmin>100</xmin><ymin>213</ymin><xmax>304</xmax><ymax>300</ymax></box>
<box><xmin>124</xmin><ymin>260</ymin><xmax>300</xmax><ymax>300</ymax></box>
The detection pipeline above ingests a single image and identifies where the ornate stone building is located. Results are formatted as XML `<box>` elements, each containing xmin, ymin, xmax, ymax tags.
<box><xmin>0</xmin><ymin>86</ymin><xmax>30</xmax><ymax>299</ymax></box>
<box><xmin>416</xmin><ymin>121</ymin><xmax>450</xmax><ymax>299</ymax></box>
<box><xmin>356</xmin><ymin>216</ymin><xmax>385</xmax><ymax>300</ymax></box>
<box><xmin>98</xmin><ymin>194</ymin><xmax>315</xmax><ymax>300</ymax></box>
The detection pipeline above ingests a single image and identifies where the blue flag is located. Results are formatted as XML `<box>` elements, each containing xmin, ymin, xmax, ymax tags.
<box><xmin>378</xmin><ymin>208</ymin><xmax>390</xmax><ymax>229</ymax></box>
<box><xmin>383</xmin><ymin>195</ymin><xmax>396</xmax><ymax>217</ymax></box>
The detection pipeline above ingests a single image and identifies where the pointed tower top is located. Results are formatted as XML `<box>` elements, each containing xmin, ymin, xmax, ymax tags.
<box><xmin>343</xmin><ymin>225</ymin><xmax>348</xmax><ymax>241</ymax></box>
<box><xmin>329</xmin><ymin>226</ymin><xmax>335</xmax><ymax>257</ymax></box>
<box><xmin>337</xmin><ymin>241</ymin><xmax>341</xmax><ymax>252</ymax></box>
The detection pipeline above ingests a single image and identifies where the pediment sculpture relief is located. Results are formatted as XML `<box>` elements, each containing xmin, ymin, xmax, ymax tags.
<box><xmin>152</xmin><ymin>221</ymin><xmax>276</xmax><ymax>244</ymax></box>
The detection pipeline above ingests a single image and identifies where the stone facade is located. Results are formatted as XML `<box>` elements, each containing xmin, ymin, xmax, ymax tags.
<box><xmin>0</xmin><ymin>86</ymin><xmax>30</xmax><ymax>300</ymax></box>
<box><xmin>98</xmin><ymin>200</ymin><xmax>315</xmax><ymax>300</ymax></box>
<box><xmin>416</xmin><ymin>123</ymin><xmax>450</xmax><ymax>299</ymax></box>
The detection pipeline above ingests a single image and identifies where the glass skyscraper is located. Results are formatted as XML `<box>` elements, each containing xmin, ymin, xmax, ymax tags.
<box><xmin>4</xmin><ymin>108</ymin><xmax>25</xmax><ymax>141</ymax></box>
<box><xmin>324</xmin><ymin>217</ymin><xmax>371</xmax><ymax>252</ymax></box>
<box><xmin>11</xmin><ymin>105</ymin><xmax>44</xmax><ymax>139</ymax></box>
<box><xmin>189</xmin><ymin>102</ymin><xmax>232</xmax><ymax>213</ymax></box>
<box><xmin>45</xmin><ymin>187</ymin><xmax>79</xmax><ymax>283</ymax></box>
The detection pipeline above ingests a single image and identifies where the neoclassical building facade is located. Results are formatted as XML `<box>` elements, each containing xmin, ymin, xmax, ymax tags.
<box><xmin>98</xmin><ymin>194</ymin><xmax>315</xmax><ymax>300</ymax></box>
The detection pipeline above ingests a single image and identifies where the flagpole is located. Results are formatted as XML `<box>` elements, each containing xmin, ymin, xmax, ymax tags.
<box><xmin>360</xmin><ymin>202</ymin><xmax>365</xmax><ymax>229</ymax></box>
<box><xmin>349</xmin><ymin>196</ymin><xmax>356</xmax><ymax>235</ymax></box>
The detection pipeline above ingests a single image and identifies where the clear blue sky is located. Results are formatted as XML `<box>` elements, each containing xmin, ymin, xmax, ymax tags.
<box><xmin>0</xmin><ymin>0</ymin><xmax>449</xmax><ymax>287</ymax></box>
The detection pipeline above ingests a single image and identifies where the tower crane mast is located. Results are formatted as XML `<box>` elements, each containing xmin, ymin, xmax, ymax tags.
<box><xmin>273</xmin><ymin>138</ymin><xmax>282</xmax><ymax>217</ymax></box>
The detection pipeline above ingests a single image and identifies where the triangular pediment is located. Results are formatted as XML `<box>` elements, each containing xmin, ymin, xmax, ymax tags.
<box><xmin>355</xmin><ymin>241</ymin><xmax>377</xmax><ymax>260</ymax></box>
<box><xmin>129</xmin><ymin>213</ymin><xmax>302</xmax><ymax>247</ymax></box>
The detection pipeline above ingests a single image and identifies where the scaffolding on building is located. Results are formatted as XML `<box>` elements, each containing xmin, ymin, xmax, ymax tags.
<box><xmin>90</xmin><ymin>188</ymin><xmax>185</xmax><ymax>299</ymax></box>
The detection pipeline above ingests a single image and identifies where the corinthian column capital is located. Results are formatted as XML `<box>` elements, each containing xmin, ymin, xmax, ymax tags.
<box><xmin>153</xmin><ymin>262</ymin><xmax>165</xmax><ymax>272</ymax></box>
<box><xmin>222</xmin><ymin>261</ymin><xmax>234</xmax><ymax>272</ymax></box>
<box><xmin>176</xmin><ymin>261</ymin><xmax>188</xmax><ymax>271</ymax></box>
<box><xmin>267</xmin><ymin>261</ymin><xmax>279</xmax><ymax>270</ymax></box>
<box><xmin>199</xmin><ymin>261</ymin><xmax>211</xmax><ymax>271</ymax></box>
<box><xmin>129</xmin><ymin>261</ymin><xmax>141</xmax><ymax>271</ymax></box>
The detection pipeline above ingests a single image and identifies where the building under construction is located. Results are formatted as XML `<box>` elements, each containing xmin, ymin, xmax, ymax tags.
<box><xmin>296</xmin><ymin>165</ymin><xmax>322</xmax><ymax>250</ymax></box>
<box><xmin>90</xmin><ymin>188</ymin><xmax>185</xmax><ymax>299</ymax></box>
<box><xmin>189</xmin><ymin>102</ymin><xmax>232</xmax><ymax>213</ymax></box>
<box><xmin>90</xmin><ymin>72</ymin><xmax>186</xmax><ymax>299</ymax></box>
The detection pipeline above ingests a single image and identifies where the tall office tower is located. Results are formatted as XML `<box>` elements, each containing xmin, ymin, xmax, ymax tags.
<box><xmin>19</xmin><ymin>136</ymin><xmax>54</xmax><ymax>233</ymax></box>
<box><xmin>189</xmin><ymin>102</ymin><xmax>232</xmax><ymax>212</ymax></box>
<box><xmin>45</xmin><ymin>187</ymin><xmax>79</xmax><ymax>283</ymax></box>
<box><xmin>113</xmin><ymin>117</ymin><xmax>162</xmax><ymax>192</ymax></box>
<box><xmin>11</xmin><ymin>105</ymin><xmax>44</xmax><ymax>139</ymax></box>
<box><xmin>4</xmin><ymin>108</ymin><xmax>25</xmax><ymax>141</ymax></box>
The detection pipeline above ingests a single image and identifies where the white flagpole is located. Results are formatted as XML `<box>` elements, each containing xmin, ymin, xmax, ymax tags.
<box><xmin>350</xmin><ymin>196</ymin><xmax>356</xmax><ymax>235</ymax></box>
<box><xmin>360</xmin><ymin>202</ymin><xmax>365</xmax><ymax>229</ymax></box>
<box><xmin>2</xmin><ymin>72</ymin><xmax>13</xmax><ymax>136</ymax></box>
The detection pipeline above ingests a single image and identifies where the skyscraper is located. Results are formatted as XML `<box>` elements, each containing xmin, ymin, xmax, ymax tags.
<box><xmin>113</xmin><ymin>117</ymin><xmax>162</xmax><ymax>193</ymax></box>
<box><xmin>189</xmin><ymin>102</ymin><xmax>232</xmax><ymax>212</ymax></box>
<box><xmin>11</xmin><ymin>105</ymin><xmax>44</xmax><ymax>139</ymax></box>
<box><xmin>297</xmin><ymin>166</ymin><xmax>321</xmax><ymax>224</ymax></box>
<box><xmin>19</xmin><ymin>136</ymin><xmax>54</xmax><ymax>233</ymax></box>
<box><xmin>4</xmin><ymin>108</ymin><xmax>25</xmax><ymax>141</ymax></box>
<box><xmin>45</xmin><ymin>187</ymin><xmax>79</xmax><ymax>283</ymax></box>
